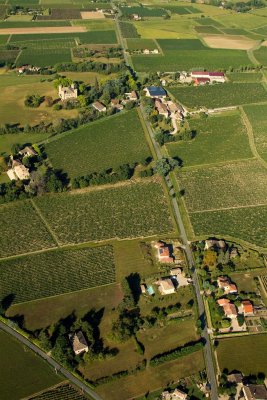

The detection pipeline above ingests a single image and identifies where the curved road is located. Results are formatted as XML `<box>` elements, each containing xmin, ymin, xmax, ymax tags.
<box><xmin>0</xmin><ymin>321</ymin><xmax>103</xmax><ymax>400</ymax></box>
<box><xmin>139</xmin><ymin>104</ymin><xmax>218</xmax><ymax>400</ymax></box>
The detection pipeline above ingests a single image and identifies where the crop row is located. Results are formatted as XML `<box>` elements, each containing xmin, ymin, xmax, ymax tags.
<box><xmin>0</xmin><ymin>245</ymin><xmax>115</xmax><ymax>303</ymax></box>
<box><xmin>29</xmin><ymin>384</ymin><xmax>88</xmax><ymax>400</ymax></box>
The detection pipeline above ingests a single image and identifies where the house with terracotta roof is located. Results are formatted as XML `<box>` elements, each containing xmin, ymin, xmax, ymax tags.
<box><xmin>217</xmin><ymin>276</ymin><xmax>238</xmax><ymax>294</ymax></box>
<box><xmin>217</xmin><ymin>299</ymin><xmax>237</xmax><ymax>319</ymax></box>
<box><xmin>154</xmin><ymin>241</ymin><xmax>174</xmax><ymax>263</ymax></box>
<box><xmin>194</xmin><ymin>77</ymin><xmax>210</xmax><ymax>86</ymax></box>
<box><xmin>158</xmin><ymin>279</ymin><xmax>175</xmax><ymax>295</ymax></box>
<box><xmin>69</xmin><ymin>331</ymin><xmax>89</xmax><ymax>355</ymax></box>
<box><xmin>242</xmin><ymin>300</ymin><xmax>254</xmax><ymax>316</ymax></box>
<box><xmin>191</xmin><ymin>71</ymin><xmax>225</xmax><ymax>83</ymax></box>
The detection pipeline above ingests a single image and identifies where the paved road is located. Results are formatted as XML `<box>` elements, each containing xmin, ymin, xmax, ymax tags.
<box><xmin>0</xmin><ymin>321</ymin><xmax>103</xmax><ymax>400</ymax></box>
<box><xmin>139</xmin><ymin>104</ymin><xmax>219</xmax><ymax>400</ymax></box>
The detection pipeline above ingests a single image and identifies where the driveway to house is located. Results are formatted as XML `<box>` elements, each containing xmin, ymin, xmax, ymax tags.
<box><xmin>139</xmin><ymin>104</ymin><xmax>219</xmax><ymax>400</ymax></box>
<box><xmin>0</xmin><ymin>321</ymin><xmax>103</xmax><ymax>400</ymax></box>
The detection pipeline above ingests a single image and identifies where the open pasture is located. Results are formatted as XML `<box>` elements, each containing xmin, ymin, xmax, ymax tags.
<box><xmin>244</xmin><ymin>104</ymin><xmax>267</xmax><ymax>162</ymax></box>
<box><xmin>190</xmin><ymin>206</ymin><xmax>267</xmax><ymax>247</ymax></box>
<box><xmin>202</xmin><ymin>35</ymin><xmax>256</xmax><ymax>50</ymax></box>
<box><xmin>0</xmin><ymin>330</ymin><xmax>62</xmax><ymax>400</ymax></box>
<box><xmin>0</xmin><ymin>201</ymin><xmax>56</xmax><ymax>259</ymax></box>
<box><xmin>217</xmin><ymin>334</ymin><xmax>267</xmax><ymax>375</ymax></box>
<box><xmin>0</xmin><ymin>245</ymin><xmax>115</xmax><ymax>303</ymax></box>
<box><xmin>33</xmin><ymin>179</ymin><xmax>174</xmax><ymax>245</ymax></box>
<box><xmin>177</xmin><ymin>159</ymin><xmax>267</xmax><ymax>212</ymax></box>
<box><xmin>45</xmin><ymin>109</ymin><xmax>151</xmax><ymax>178</ymax></box>
<box><xmin>166</xmin><ymin>113</ymin><xmax>252</xmax><ymax>167</ymax></box>
<box><xmin>169</xmin><ymin>83</ymin><xmax>267</xmax><ymax>109</ymax></box>
<box><xmin>132</xmin><ymin>18</ymin><xmax>197</xmax><ymax>39</ymax></box>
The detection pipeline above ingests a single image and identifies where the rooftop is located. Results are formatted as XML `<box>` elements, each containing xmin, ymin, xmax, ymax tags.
<box><xmin>146</xmin><ymin>86</ymin><xmax>166</xmax><ymax>96</ymax></box>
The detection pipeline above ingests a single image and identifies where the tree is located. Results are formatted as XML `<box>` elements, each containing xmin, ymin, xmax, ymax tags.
<box><xmin>38</xmin><ymin>329</ymin><xmax>52</xmax><ymax>352</ymax></box>
<box><xmin>237</xmin><ymin>314</ymin><xmax>245</xmax><ymax>326</ymax></box>
<box><xmin>53</xmin><ymin>77</ymin><xmax>73</xmax><ymax>89</ymax></box>
<box><xmin>154</xmin><ymin>157</ymin><xmax>179</xmax><ymax>176</ymax></box>
<box><xmin>78</xmin><ymin>95</ymin><xmax>87</xmax><ymax>108</ymax></box>
<box><xmin>24</xmin><ymin>94</ymin><xmax>43</xmax><ymax>108</ymax></box>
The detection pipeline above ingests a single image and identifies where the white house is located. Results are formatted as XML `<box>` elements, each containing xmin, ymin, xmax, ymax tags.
<box><xmin>58</xmin><ymin>84</ymin><xmax>78</xmax><ymax>101</ymax></box>
<box><xmin>69</xmin><ymin>331</ymin><xmax>89</xmax><ymax>355</ymax></box>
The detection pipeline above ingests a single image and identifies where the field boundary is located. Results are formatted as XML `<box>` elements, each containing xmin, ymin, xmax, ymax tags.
<box><xmin>189</xmin><ymin>202</ymin><xmax>267</xmax><ymax>214</ymax></box>
<box><xmin>30</xmin><ymin>199</ymin><xmax>61</xmax><ymax>247</ymax></box>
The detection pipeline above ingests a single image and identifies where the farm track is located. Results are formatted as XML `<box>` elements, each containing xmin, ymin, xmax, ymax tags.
<box><xmin>30</xmin><ymin>199</ymin><xmax>61</xmax><ymax>247</ymax></box>
<box><xmin>189</xmin><ymin>202</ymin><xmax>267</xmax><ymax>214</ymax></box>
<box><xmin>240</xmin><ymin>106</ymin><xmax>267</xmax><ymax>170</ymax></box>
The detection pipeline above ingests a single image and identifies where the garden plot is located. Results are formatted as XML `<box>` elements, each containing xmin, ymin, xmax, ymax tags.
<box><xmin>177</xmin><ymin>159</ymin><xmax>267</xmax><ymax>212</ymax></box>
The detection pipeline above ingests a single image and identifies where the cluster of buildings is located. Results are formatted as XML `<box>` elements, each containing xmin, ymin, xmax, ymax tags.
<box><xmin>179</xmin><ymin>70</ymin><xmax>226</xmax><ymax>85</ymax></box>
<box><xmin>7</xmin><ymin>146</ymin><xmax>37</xmax><ymax>181</ymax></box>
<box><xmin>92</xmin><ymin>91</ymin><xmax>138</xmax><ymax>113</ymax></box>
<box><xmin>227</xmin><ymin>373</ymin><xmax>267</xmax><ymax>400</ymax></box>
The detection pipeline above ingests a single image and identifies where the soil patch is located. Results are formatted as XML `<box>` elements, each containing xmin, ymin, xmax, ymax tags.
<box><xmin>203</xmin><ymin>35</ymin><xmax>256</xmax><ymax>50</ymax></box>
<box><xmin>81</xmin><ymin>11</ymin><xmax>105</xmax><ymax>19</ymax></box>
<box><xmin>0</xmin><ymin>26</ymin><xmax>86</xmax><ymax>35</ymax></box>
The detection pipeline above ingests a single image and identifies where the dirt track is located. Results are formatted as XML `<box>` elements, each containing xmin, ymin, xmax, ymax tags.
<box><xmin>203</xmin><ymin>35</ymin><xmax>256</xmax><ymax>50</ymax></box>
<box><xmin>0</xmin><ymin>26</ymin><xmax>87</xmax><ymax>35</ymax></box>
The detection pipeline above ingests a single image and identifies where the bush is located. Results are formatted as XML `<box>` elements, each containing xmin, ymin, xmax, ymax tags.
<box><xmin>24</xmin><ymin>94</ymin><xmax>44</xmax><ymax>108</ymax></box>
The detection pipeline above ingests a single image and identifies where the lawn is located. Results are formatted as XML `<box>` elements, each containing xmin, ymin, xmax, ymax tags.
<box><xmin>169</xmin><ymin>83</ymin><xmax>267</xmax><ymax>109</ymax></box>
<box><xmin>244</xmin><ymin>104</ymin><xmax>267</xmax><ymax>162</ymax></box>
<box><xmin>0</xmin><ymin>245</ymin><xmax>115</xmax><ymax>303</ymax></box>
<box><xmin>0</xmin><ymin>330</ymin><xmax>62</xmax><ymax>400</ymax></box>
<box><xmin>33</xmin><ymin>178</ymin><xmax>175</xmax><ymax>245</ymax></box>
<box><xmin>177</xmin><ymin>159</ymin><xmax>267</xmax><ymax>212</ymax></box>
<box><xmin>0</xmin><ymin>78</ymin><xmax>78</xmax><ymax>126</ymax></box>
<box><xmin>190</xmin><ymin>205</ymin><xmax>267</xmax><ymax>248</ymax></box>
<box><xmin>217</xmin><ymin>334</ymin><xmax>267</xmax><ymax>375</ymax></box>
<box><xmin>166</xmin><ymin>113</ymin><xmax>252</xmax><ymax>167</ymax></box>
<box><xmin>45</xmin><ymin>109</ymin><xmax>152</xmax><ymax>178</ymax></box>
<box><xmin>0</xmin><ymin>200</ymin><xmax>56</xmax><ymax>258</ymax></box>
<box><xmin>0</xmin><ymin>132</ymin><xmax>52</xmax><ymax>156</ymax></box>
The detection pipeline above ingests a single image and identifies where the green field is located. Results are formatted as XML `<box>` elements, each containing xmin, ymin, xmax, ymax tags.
<box><xmin>194</xmin><ymin>25</ymin><xmax>221</xmax><ymax>34</ymax></box>
<box><xmin>33</xmin><ymin>179</ymin><xmax>174</xmax><ymax>245</ymax></box>
<box><xmin>244</xmin><ymin>104</ymin><xmax>267</xmax><ymax>162</ymax></box>
<box><xmin>0</xmin><ymin>330</ymin><xmax>62</xmax><ymax>400</ymax></box>
<box><xmin>177</xmin><ymin>159</ymin><xmax>267</xmax><ymax>212</ymax></box>
<box><xmin>195</xmin><ymin>17</ymin><xmax>223</xmax><ymax>27</ymax></box>
<box><xmin>217</xmin><ymin>334</ymin><xmax>267</xmax><ymax>375</ymax></box>
<box><xmin>0</xmin><ymin>49</ymin><xmax>19</xmax><ymax>64</ymax></box>
<box><xmin>0</xmin><ymin>245</ymin><xmax>115</xmax><ymax>303</ymax></box>
<box><xmin>0</xmin><ymin>20</ymin><xmax>71</xmax><ymax>27</ymax></box>
<box><xmin>45</xmin><ymin>109</ymin><xmax>152</xmax><ymax>178</ymax></box>
<box><xmin>119</xmin><ymin>6</ymin><xmax>167</xmax><ymax>17</ymax></box>
<box><xmin>227</xmin><ymin>72</ymin><xmax>263</xmax><ymax>82</ymax></box>
<box><xmin>254</xmin><ymin>46</ymin><xmax>267</xmax><ymax>66</ymax></box>
<box><xmin>119</xmin><ymin>21</ymin><xmax>139</xmax><ymax>38</ymax></box>
<box><xmin>0</xmin><ymin>201</ymin><xmax>56</xmax><ymax>259</ymax></box>
<box><xmin>126</xmin><ymin>38</ymin><xmax>158</xmax><ymax>50</ymax></box>
<box><xmin>169</xmin><ymin>83</ymin><xmax>267</xmax><ymax>109</ymax></box>
<box><xmin>132</xmin><ymin>39</ymin><xmax>251</xmax><ymax>72</ymax></box>
<box><xmin>166</xmin><ymin>113</ymin><xmax>252</xmax><ymax>167</ymax></box>
<box><xmin>190</xmin><ymin>206</ymin><xmax>267</xmax><ymax>247</ymax></box>
<box><xmin>17</xmin><ymin>48</ymin><xmax>72</xmax><ymax>67</ymax></box>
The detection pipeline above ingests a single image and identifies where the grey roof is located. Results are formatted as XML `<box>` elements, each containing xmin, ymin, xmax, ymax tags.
<box><xmin>147</xmin><ymin>86</ymin><xmax>166</xmax><ymax>96</ymax></box>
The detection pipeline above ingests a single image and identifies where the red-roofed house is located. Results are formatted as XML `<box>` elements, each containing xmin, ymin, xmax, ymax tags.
<box><xmin>194</xmin><ymin>77</ymin><xmax>210</xmax><ymax>86</ymax></box>
<box><xmin>217</xmin><ymin>298</ymin><xmax>230</xmax><ymax>306</ymax></box>
<box><xmin>223</xmin><ymin>303</ymin><xmax>238</xmax><ymax>319</ymax></box>
<box><xmin>154</xmin><ymin>241</ymin><xmax>174</xmax><ymax>263</ymax></box>
<box><xmin>242</xmin><ymin>300</ymin><xmax>254</xmax><ymax>316</ymax></box>
<box><xmin>217</xmin><ymin>276</ymin><xmax>238</xmax><ymax>294</ymax></box>
<box><xmin>191</xmin><ymin>71</ymin><xmax>225</xmax><ymax>83</ymax></box>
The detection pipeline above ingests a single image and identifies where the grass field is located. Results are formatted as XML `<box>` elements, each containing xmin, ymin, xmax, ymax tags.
<box><xmin>96</xmin><ymin>351</ymin><xmax>204</xmax><ymax>400</ymax></box>
<box><xmin>0</xmin><ymin>49</ymin><xmax>20</xmax><ymax>64</ymax></box>
<box><xmin>194</xmin><ymin>25</ymin><xmax>221</xmax><ymax>34</ymax></box>
<box><xmin>0</xmin><ymin>330</ymin><xmax>62</xmax><ymax>400</ymax></box>
<box><xmin>190</xmin><ymin>206</ymin><xmax>267</xmax><ymax>247</ymax></box>
<box><xmin>119</xmin><ymin>21</ymin><xmax>139</xmax><ymax>38</ymax></box>
<box><xmin>217</xmin><ymin>334</ymin><xmax>267</xmax><ymax>375</ymax></box>
<box><xmin>119</xmin><ymin>6</ymin><xmax>167</xmax><ymax>17</ymax></box>
<box><xmin>165</xmin><ymin>5</ymin><xmax>201</xmax><ymax>14</ymax></box>
<box><xmin>0</xmin><ymin>201</ymin><xmax>56</xmax><ymax>258</ymax></box>
<box><xmin>177</xmin><ymin>159</ymin><xmax>267</xmax><ymax>212</ymax></box>
<box><xmin>169</xmin><ymin>83</ymin><xmax>267</xmax><ymax>109</ymax></box>
<box><xmin>132</xmin><ymin>17</ymin><xmax>197</xmax><ymax>39</ymax></box>
<box><xmin>244</xmin><ymin>104</ymin><xmax>267</xmax><ymax>162</ymax></box>
<box><xmin>0</xmin><ymin>78</ymin><xmax>78</xmax><ymax>126</ymax></box>
<box><xmin>126</xmin><ymin>38</ymin><xmax>157</xmax><ymax>50</ymax></box>
<box><xmin>254</xmin><ymin>46</ymin><xmax>267</xmax><ymax>66</ymax></box>
<box><xmin>0</xmin><ymin>20</ymin><xmax>71</xmax><ymax>28</ymax></box>
<box><xmin>33</xmin><ymin>179</ymin><xmax>175</xmax><ymax>245</ymax></box>
<box><xmin>0</xmin><ymin>245</ymin><xmax>115</xmax><ymax>303</ymax></box>
<box><xmin>45</xmin><ymin>109</ymin><xmax>152</xmax><ymax>178</ymax></box>
<box><xmin>166</xmin><ymin>113</ymin><xmax>252</xmax><ymax>167</ymax></box>
<box><xmin>195</xmin><ymin>17</ymin><xmax>223</xmax><ymax>27</ymax></box>
<box><xmin>17</xmin><ymin>48</ymin><xmax>72</xmax><ymax>67</ymax></box>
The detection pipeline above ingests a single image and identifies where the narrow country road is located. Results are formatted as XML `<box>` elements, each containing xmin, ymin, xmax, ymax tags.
<box><xmin>139</xmin><ymin>104</ymin><xmax>219</xmax><ymax>400</ymax></box>
<box><xmin>0</xmin><ymin>321</ymin><xmax>103</xmax><ymax>400</ymax></box>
